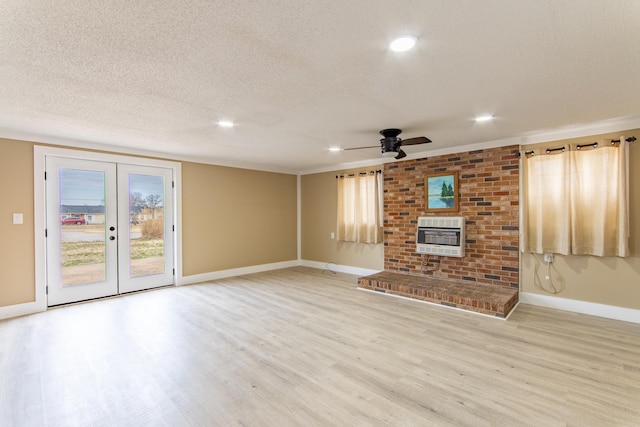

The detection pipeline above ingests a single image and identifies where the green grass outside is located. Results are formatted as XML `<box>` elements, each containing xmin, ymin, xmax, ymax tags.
<box><xmin>61</xmin><ymin>239</ymin><xmax>163</xmax><ymax>267</ymax></box>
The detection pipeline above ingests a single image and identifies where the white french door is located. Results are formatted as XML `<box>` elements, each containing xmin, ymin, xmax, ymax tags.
<box><xmin>46</xmin><ymin>158</ymin><xmax>118</xmax><ymax>305</ymax></box>
<box><xmin>45</xmin><ymin>157</ymin><xmax>174</xmax><ymax>306</ymax></box>
<box><xmin>117</xmin><ymin>163</ymin><xmax>174</xmax><ymax>294</ymax></box>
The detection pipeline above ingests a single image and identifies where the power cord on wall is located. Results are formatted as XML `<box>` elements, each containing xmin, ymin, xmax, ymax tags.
<box><xmin>323</xmin><ymin>262</ymin><xmax>337</xmax><ymax>275</ymax></box>
<box><xmin>533</xmin><ymin>253</ymin><xmax>560</xmax><ymax>294</ymax></box>
<box><xmin>422</xmin><ymin>254</ymin><xmax>440</xmax><ymax>274</ymax></box>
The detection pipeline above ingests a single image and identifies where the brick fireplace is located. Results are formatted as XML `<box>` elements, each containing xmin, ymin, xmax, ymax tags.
<box><xmin>382</xmin><ymin>146</ymin><xmax>520</xmax><ymax>289</ymax></box>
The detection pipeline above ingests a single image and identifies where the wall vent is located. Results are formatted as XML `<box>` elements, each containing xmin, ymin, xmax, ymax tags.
<box><xmin>416</xmin><ymin>216</ymin><xmax>465</xmax><ymax>257</ymax></box>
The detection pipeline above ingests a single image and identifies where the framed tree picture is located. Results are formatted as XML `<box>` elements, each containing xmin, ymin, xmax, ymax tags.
<box><xmin>425</xmin><ymin>171</ymin><xmax>459</xmax><ymax>212</ymax></box>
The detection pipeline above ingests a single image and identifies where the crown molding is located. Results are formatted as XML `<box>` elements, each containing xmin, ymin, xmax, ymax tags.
<box><xmin>300</xmin><ymin>115</ymin><xmax>640</xmax><ymax>175</ymax></box>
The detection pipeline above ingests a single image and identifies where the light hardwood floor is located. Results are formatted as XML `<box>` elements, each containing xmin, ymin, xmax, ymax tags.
<box><xmin>1</xmin><ymin>267</ymin><xmax>639</xmax><ymax>426</ymax></box>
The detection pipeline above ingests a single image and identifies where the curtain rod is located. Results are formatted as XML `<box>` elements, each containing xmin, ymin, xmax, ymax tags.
<box><xmin>546</xmin><ymin>146</ymin><xmax>566</xmax><ymax>154</ymax></box>
<box><xmin>576</xmin><ymin>142</ymin><xmax>597</xmax><ymax>150</ymax></box>
<box><xmin>522</xmin><ymin>135</ymin><xmax>636</xmax><ymax>157</ymax></box>
<box><xmin>336</xmin><ymin>169</ymin><xmax>382</xmax><ymax>179</ymax></box>
<box><xmin>612</xmin><ymin>136</ymin><xmax>636</xmax><ymax>143</ymax></box>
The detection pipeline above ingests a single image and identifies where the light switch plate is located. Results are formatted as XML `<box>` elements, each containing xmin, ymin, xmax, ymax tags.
<box><xmin>13</xmin><ymin>213</ymin><xmax>23</xmax><ymax>224</ymax></box>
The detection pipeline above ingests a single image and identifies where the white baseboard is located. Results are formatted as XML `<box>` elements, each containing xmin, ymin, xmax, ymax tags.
<box><xmin>299</xmin><ymin>260</ymin><xmax>381</xmax><ymax>277</ymax></box>
<box><xmin>0</xmin><ymin>300</ymin><xmax>46</xmax><ymax>321</ymax></box>
<box><xmin>2</xmin><ymin>260</ymin><xmax>370</xmax><ymax>320</ymax></box>
<box><xmin>519</xmin><ymin>292</ymin><xmax>640</xmax><ymax>324</ymax></box>
<box><xmin>178</xmin><ymin>260</ymin><xmax>301</xmax><ymax>285</ymax></box>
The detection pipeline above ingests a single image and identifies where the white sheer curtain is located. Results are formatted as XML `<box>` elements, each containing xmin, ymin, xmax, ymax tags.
<box><xmin>336</xmin><ymin>172</ymin><xmax>383</xmax><ymax>244</ymax></box>
<box><xmin>523</xmin><ymin>149</ymin><xmax>571</xmax><ymax>254</ymax></box>
<box><xmin>570</xmin><ymin>140</ymin><xmax>629</xmax><ymax>256</ymax></box>
<box><xmin>522</xmin><ymin>138</ymin><xmax>630</xmax><ymax>257</ymax></box>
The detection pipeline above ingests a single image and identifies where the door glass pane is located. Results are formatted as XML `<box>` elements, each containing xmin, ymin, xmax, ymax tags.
<box><xmin>128</xmin><ymin>174</ymin><xmax>165</xmax><ymax>278</ymax></box>
<box><xmin>59</xmin><ymin>169</ymin><xmax>106</xmax><ymax>287</ymax></box>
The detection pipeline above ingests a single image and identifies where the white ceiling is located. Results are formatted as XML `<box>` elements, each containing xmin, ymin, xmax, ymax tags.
<box><xmin>1</xmin><ymin>1</ymin><xmax>639</xmax><ymax>173</ymax></box>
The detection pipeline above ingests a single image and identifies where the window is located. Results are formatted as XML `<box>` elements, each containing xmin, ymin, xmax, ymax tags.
<box><xmin>336</xmin><ymin>171</ymin><xmax>383</xmax><ymax>243</ymax></box>
<box><xmin>521</xmin><ymin>138</ymin><xmax>630</xmax><ymax>257</ymax></box>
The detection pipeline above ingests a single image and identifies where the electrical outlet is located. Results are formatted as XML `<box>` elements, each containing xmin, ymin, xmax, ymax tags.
<box><xmin>543</xmin><ymin>253</ymin><xmax>554</xmax><ymax>263</ymax></box>
<box><xmin>330</xmin><ymin>232</ymin><xmax>335</xmax><ymax>240</ymax></box>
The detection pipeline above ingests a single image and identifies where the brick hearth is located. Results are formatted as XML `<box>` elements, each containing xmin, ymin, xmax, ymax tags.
<box><xmin>358</xmin><ymin>271</ymin><xmax>519</xmax><ymax>318</ymax></box>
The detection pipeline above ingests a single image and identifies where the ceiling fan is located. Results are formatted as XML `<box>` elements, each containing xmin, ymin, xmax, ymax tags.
<box><xmin>344</xmin><ymin>128</ymin><xmax>432</xmax><ymax>159</ymax></box>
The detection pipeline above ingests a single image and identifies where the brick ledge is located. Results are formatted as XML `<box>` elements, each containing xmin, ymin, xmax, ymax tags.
<box><xmin>357</xmin><ymin>271</ymin><xmax>518</xmax><ymax>318</ymax></box>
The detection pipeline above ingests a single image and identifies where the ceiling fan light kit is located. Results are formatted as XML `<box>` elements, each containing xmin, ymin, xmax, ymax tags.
<box><xmin>382</xmin><ymin>150</ymin><xmax>400</xmax><ymax>158</ymax></box>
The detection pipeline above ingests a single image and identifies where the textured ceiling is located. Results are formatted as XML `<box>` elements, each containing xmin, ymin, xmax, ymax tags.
<box><xmin>1</xmin><ymin>1</ymin><xmax>639</xmax><ymax>173</ymax></box>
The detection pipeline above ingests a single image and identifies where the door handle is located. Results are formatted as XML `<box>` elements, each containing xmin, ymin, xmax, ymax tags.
<box><xmin>109</xmin><ymin>236</ymin><xmax>116</xmax><ymax>240</ymax></box>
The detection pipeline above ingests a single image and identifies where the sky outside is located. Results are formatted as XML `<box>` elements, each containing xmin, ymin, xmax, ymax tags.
<box><xmin>60</xmin><ymin>169</ymin><xmax>164</xmax><ymax>206</ymax></box>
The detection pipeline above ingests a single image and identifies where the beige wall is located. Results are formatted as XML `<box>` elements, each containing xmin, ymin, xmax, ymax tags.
<box><xmin>182</xmin><ymin>162</ymin><xmax>297</xmax><ymax>275</ymax></box>
<box><xmin>520</xmin><ymin>129</ymin><xmax>640</xmax><ymax>310</ymax></box>
<box><xmin>301</xmin><ymin>168</ymin><xmax>384</xmax><ymax>271</ymax></box>
<box><xmin>0</xmin><ymin>138</ymin><xmax>298</xmax><ymax>308</ymax></box>
<box><xmin>3</xmin><ymin>129</ymin><xmax>639</xmax><ymax>312</ymax></box>
<box><xmin>0</xmin><ymin>139</ymin><xmax>35</xmax><ymax>306</ymax></box>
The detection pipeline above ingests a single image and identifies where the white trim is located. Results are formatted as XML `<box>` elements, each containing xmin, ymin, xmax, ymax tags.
<box><xmin>174</xmin><ymin>165</ymin><xmax>184</xmax><ymax>286</ymax></box>
<box><xmin>358</xmin><ymin>287</ymin><xmax>517</xmax><ymax>320</ymax></box>
<box><xmin>300</xmin><ymin>115</ymin><xmax>640</xmax><ymax>175</ymax></box>
<box><xmin>302</xmin><ymin>158</ymin><xmax>392</xmax><ymax>175</ymax></box>
<box><xmin>178</xmin><ymin>260</ymin><xmax>300</xmax><ymax>285</ymax></box>
<box><xmin>300</xmin><ymin>260</ymin><xmax>381</xmax><ymax>277</ymax></box>
<box><xmin>0</xmin><ymin>300</ymin><xmax>46</xmax><ymax>321</ymax></box>
<box><xmin>518</xmin><ymin>148</ymin><xmax>524</xmax><ymax>288</ymax></box>
<box><xmin>10</xmin><ymin>116</ymin><xmax>639</xmax><ymax>176</ymax></box>
<box><xmin>33</xmin><ymin>146</ymin><xmax>48</xmax><ymax>316</ymax></box>
<box><xmin>33</xmin><ymin>145</ymin><xmax>183</xmax><ymax>310</ymax></box>
<box><xmin>1</xmin><ymin>130</ymin><xmax>298</xmax><ymax>175</ymax></box>
<box><xmin>519</xmin><ymin>292</ymin><xmax>640</xmax><ymax>324</ymax></box>
<box><xmin>518</xmin><ymin>115</ymin><xmax>640</xmax><ymax>146</ymax></box>
<box><xmin>296</xmin><ymin>174</ymin><xmax>302</xmax><ymax>261</ymax></box>
<box><xmin>34</xmin><ymin>145</ymin><xmax>182</xmax><ymax>169</ymax></box>
<box><xmin>301</xmin><ymin>137</ymin><xmax>522</xmax><ymax>175</ymax></box>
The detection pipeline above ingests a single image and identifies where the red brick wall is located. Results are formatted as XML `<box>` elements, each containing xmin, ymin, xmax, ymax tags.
<box><xmin>383</xmin><ymin>146</ymin><xmax>520</xmax><ymax>288</ymax></box>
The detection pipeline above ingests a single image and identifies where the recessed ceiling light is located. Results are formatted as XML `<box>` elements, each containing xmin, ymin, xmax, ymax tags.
<box><xmin>474</xmin><ymin>115</ymin><xmax>494</xmax><ymax>123</ymax></box>
<box><xmin>329</xmin><ymin>146</ymin><xmax>342</xmax><ymax>152</ymax></box>
<box><xmin>390</xmin><ymin>35</ymin><xmax>417</xmax><ymax>52</ymax></box>
<box><xmin>217</xmin><ymin>120</ymin><xmax>234</xmax><ymax>128</ymax></box>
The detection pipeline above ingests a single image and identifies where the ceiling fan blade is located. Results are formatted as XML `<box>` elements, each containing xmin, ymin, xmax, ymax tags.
<box><xmin>395</xmin><ymin>149</ymin><xmax>407</xmax><ymax>159</ymax></box>
<box><xmin>401</xmin><ymin>136</ymin><xmax>432</xmax><ymax>146</ymax></box>
<box><xmin>343</xmin><ymin>145</ymin><xmax>379</xmax><ymax>151</ymax></box>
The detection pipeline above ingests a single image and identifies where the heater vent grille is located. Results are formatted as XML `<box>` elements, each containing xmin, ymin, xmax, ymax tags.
<box><xmin>416</xmin><ymin>216</ymin><xmax>465</xmax><ymax>258</ymax></box>
<box><xmin>418</xmin><ymin>216</ymin><xmax>464</xmax><ymax>229</ymax></box>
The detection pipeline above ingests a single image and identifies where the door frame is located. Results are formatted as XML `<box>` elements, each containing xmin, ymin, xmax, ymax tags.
<box><xmin>34</xmin><ymin>146</ymin><xmax>182</xmax><ymax>311</ymax></box>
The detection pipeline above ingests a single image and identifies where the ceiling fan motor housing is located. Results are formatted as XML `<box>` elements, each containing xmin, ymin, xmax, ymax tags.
<box><xmin>379</xmin><ymin>128</ymin><xmax>402</xmax><ymax>138</ymax></box>
<box><xmin>379</xmin><ymin>128</ymin><xmax>403</xmax><ymax>155</ymax></box>
<box><xmin>380</xmin><ymin>136</ymin><xmax>401</xmax><ymax>155</ymax></box>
